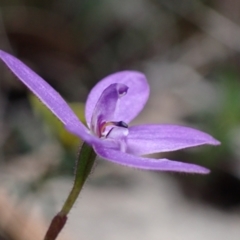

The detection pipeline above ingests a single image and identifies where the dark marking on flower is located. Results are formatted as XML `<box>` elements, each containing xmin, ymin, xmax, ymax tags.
<box><xmin>116</xmin><ymin>121</ymin><xmax>128</xmax><ymax>128</ymax></box>
<box><xmin>99</xmin><ymin>120</ymin><xmax>128</xmax><ymax>137</ymax></box>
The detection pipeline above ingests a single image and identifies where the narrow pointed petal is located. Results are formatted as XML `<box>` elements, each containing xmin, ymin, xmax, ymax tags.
<box><xmin>91</xmin><ymin>83</ymin><xmax>128</xmax><ymax>136</ymax></box>
<box><xmin>0</xmin><ymin>50</ymin><xmax>91</xmax><ymax>142</ymax></box>
<box><xmin>94</xmin><ymin>145</ymin><xmax>210</xmax><ymax>173</ymax></box>
<box><xmin>85</xmin><ymin>71</ymin><xmax>149</xmax><ymax>128</ymax></box>
<box><xmin>126</xmin><ymin>124</ymin><xmax>220</xmax><ymax>156</ymax></box>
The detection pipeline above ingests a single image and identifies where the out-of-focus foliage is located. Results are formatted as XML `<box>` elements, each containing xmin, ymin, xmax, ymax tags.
<box><xmin>29</xmin><ymin>94</ymin><xmax>85</xmax><ymax>149</ymax></box>
<box><xmin>1</xmin><ymin>0</ymin><xmax>240</xmax><ymax>215</ymax></box>
<box><xmin>171</xmin><ymin>67</ymin><xmax>240</xmax><ymax>209</ymax></box>
<box><xmin>183</xmin><ymin>68</ymin><xmax>240</xmax><ymax>168</ymax></box>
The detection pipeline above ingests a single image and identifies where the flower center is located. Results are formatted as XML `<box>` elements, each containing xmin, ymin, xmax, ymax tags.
<box><xmin>99</xmin><ymin>121</ymin><xmax>128</xmax><ymax>138</ymax></box>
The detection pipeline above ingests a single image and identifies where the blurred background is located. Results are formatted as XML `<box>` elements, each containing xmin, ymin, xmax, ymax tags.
<box><xmin>0</xmin><ymin>0</ymin><xmax>240</xmax><ymax>239</ymax></box>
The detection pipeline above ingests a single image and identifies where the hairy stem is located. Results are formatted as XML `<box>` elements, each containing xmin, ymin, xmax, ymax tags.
<box><xmin>44</xmin><ymin>142</ymin><xmax>96</xmax><ymax>240</ymax></box>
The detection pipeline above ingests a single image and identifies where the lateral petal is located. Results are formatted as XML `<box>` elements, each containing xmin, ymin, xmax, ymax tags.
<box><xmin>126</xmin><ymin>124</ymin><xmax>220</xmax><ymax>156</ymax></box>
<box><xmin>94</xmin><ymin>145</ymin><xmax>210</xmax><ymax>173</ymax></box>
<box><xmin>0</xmin><ymin>50</ymin><xmax>92</xmax><ymax>142</ymax></box>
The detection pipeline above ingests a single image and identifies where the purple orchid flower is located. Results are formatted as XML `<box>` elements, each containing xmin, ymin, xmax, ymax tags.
<box><xmin>0</xmin><ymin>50</ymin><xmax>220</xmax><ymax>173</ymax></box>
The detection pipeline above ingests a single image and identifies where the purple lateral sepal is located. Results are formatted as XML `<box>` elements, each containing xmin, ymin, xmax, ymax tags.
<box><xmin>0</xmin><ymin>50</ymin><xmax>220</xmax><ymax>173</ymax></box>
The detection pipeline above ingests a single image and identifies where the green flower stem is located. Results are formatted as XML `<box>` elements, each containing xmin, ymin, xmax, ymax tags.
<box><xmin>44</xmin><ymin>142</ymin><xmax>96</xmax><ymax>240</ymax></box>
<box><xmin>60</xmin><ymin>142</ymin><xmax>96</xmax><ymax>216</ymax></box>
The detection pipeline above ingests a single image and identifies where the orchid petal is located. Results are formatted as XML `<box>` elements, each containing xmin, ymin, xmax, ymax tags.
<box><xmin>91</xmin><ymin>83</ymin><xmax>128</xmax><ymax>136</ymax></box>
<box><xmin>94</xmin><ymin>145</ymin><xmax>210</xmax><ymax>173</ymax></box>
<box><xmin>126</xmin><ymin>124</ymin><xmax>220</xmax><ymax>156</ymax></box>
<box><xmin>85</xmin><ymin>71</ymin><xmax>149</xmax><ymax>128</ymax></box>
<box><xmin>0</xmin><ymin>50</ymin><xmax>92</xmax><ymax>142</ymax></box>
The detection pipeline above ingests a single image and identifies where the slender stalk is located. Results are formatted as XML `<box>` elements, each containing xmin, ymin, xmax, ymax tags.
<box><xmin>44</xmin><ymin>142</ymin><xmax>96</xmax><ymax>240</ymax></box>
<box><xmin>60</xmin><ymin>142</ymin><xmax>96</xmax><ymax>216</ymax></box>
